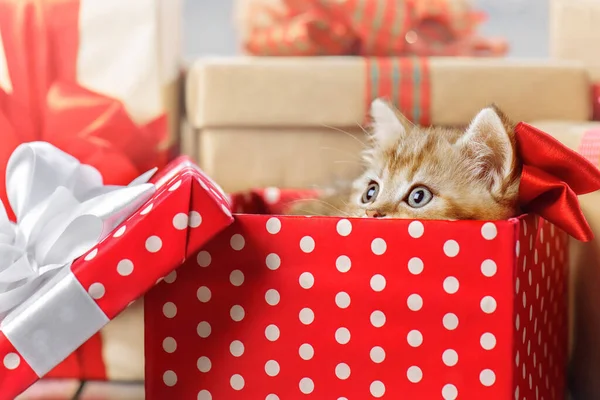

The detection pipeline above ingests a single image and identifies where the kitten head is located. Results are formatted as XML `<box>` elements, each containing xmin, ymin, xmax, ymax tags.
<box><xmin>346</xmin><ymin>99</ymin><xmax>521</xmax><ymax>220</ymax></box>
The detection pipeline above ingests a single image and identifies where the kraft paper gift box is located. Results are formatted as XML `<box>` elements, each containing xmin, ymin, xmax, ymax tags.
<box><xmin>550</xmin><ymin>0</ymin><xmax>600</xmax><ymax>120</ymax></box>
<box><xmin>0</xmin><ymin>143</ymin><xmax>233</xmax><ymax>400</ymax></box>
<box><xmin>0</xmin><ymin>0</ymin><xmax>183</xmax><ymax>381</ymax></box>
<box><xmin>184</xmin><ymin>56</ymin><xmax>590</xmax><ymax>193</ymax></box>
<box><xmin>145</xmin><ymin>123</ymin><xmax>600</xmax><ymax>400</ymax></box>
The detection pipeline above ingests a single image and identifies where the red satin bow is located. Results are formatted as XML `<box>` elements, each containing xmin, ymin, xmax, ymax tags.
<box><xmin>0</xmin><ymin>0</ymin><xmax>168</xmax><ymax>221</ymax></box>
<box><xmin>516</xmin><ymin>122</ymin><xmax>600</xmax><ymax>242</ymax></box>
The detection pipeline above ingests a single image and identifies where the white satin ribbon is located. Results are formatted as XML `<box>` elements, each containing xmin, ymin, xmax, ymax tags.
<box><xmin>0</xmin><ymin>142</ymin><xmax>156</xmax><ymax>320</ymax></box>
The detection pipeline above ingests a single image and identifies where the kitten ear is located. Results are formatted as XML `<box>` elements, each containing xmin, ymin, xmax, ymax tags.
<box><xmin>459</xmin><ymin>106</ymin><xmax>516</xmax><ymax>191</ymax></box>
<box><xmin>369</xmin><ymin>98</ymin><xmax>406</xmax><ymax>146</ymax></box>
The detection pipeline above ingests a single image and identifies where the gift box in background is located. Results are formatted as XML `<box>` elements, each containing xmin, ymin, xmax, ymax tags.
<box><xmin>529</xmin><ymin>120</ymin><xmax>600</xmax><ymax>400</ymax></box>
<box><xmin>234</xmin><ymin>0</ymin><xmax>508</xmax><ymax>57</ymax></box>
<box><xmin>0</xmin><ymin>0</ymin><xmax>183</xmax><ymax>221</ymax></box>
<box><xmin>550</xmin><ymin>0</ymin><xmax>600</xmax><ymax>121</ymax></box>
<box><xmin>184</xmin><ymin>56</ymin><xmax>590</xmax><ymax>192</ymax></box>
<box><xmin>0</xmin><ymin>143</ymin><xmax>232</xmax><ymax>399</ymax></box>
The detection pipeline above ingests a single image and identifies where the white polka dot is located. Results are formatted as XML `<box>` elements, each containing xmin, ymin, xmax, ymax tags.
<box><xmin>168</xmin><ymin>180</ymin><xmax>182</xmax><ymax>191</ymax></box>
<box><xmin>335</xmin><ymin>292</ymin><xmax>351</xmax><ymax>309</ymax></box>
<box><xmin>88</xmin><ymin>283</ymin><xmax>105</xmax><ymax>299</ymax></box>
<box><xmin>481</xmin><ymin>259</ymin><xmax>497</xmax><ymax>277</ymax></box>
<box><xmin>370</xmin><ymin>310</ymin><xmax>386</xmax><ymax>328</ymax></box>
<box><xmin>230</xmin><ymin>234</ymin><xmax>245</xmax><ymax>251</ymax></box>
<box><xmin>516</xmin><ymin>240</ymin><xmax>520</xmax><ymax>256</ymax></box>
<box><xmin>163</xmin><ymin>370</ymin><xmax>177</xmax><ymax>387</ymax></box>
<box><xmin>264</xmin><ymin>187</ymin><xmax>281</xmax><ymax>204</ymax></box>
<box><xmin>299</xmin><ymin>272</ymin><xmax>314</xmax><ymax>289</ymax></box>
<box><xmin>481</xmin><ymin>296</ymin><xmax>497</xmax><ymax>314</ymax></box>
<box><xmin>407</xmin><ymin>294</ymin><xmax>423</xmax><ymax>311</ymax></box>
<box><xmin>265</xmin><ymin>324</ymin><xmax>280</xmax><ymax>341</ymax></box>
<box><xmin>370</xmin><ymin>274</ymin><xmax>386</xmax><ymax>292</ymax></box>
<box><xmin>140</xmin><ymin>203</ymin><xmax>153</xmax><ymax>215</ymax></box>
<box><xmin>117</xmin><ymin>259</ymin><xmax>134</xmax><ymax>276</ymax></box>
<box><xmin>3</xmin><ymin>353</ymin><xmax>20</xmax><ymax>370</ymax></box>
<box><xmin>265</xmin><ymin>395</ymin><xmax>279</xmax><ymax>400</ymax></box>
<box><xmin>265</xmin><ymin>289</ymin><xmax>280</xmax><ymax>306</ymax></box>
<box><xmin>230</xmin><ymin>270</ymin><xmax>245</xmax><ymax>286</ymax></box>
<box><xmin>371</xmin><ymin>238</ymin><xmax>387</xmax><ymax>255</ymax></box>
<box><xmin>230</xmin><ymin>305</ymin><xmax>245</xmax><ymax>322</ymax></box>
<box><xmin>408</xmin><ymin>221</ymin><xmax>424</xmax><ymax>238</ymax></box>
<box><xmin>198</xmin><ymin>390</ymin><xmax>212</xmax><ymax>400</ymax></box>
<box><xmin>189</xmin><ymin>211</ymin><xmax>202</xmax><ymax>228</ymax></box>
<box><xmin>336</xmin><ymin>219</ymin><xmax>352</xmax><ymax>236</ymax></box>
<box><xmin>266</xmin><ymin>253</ymin><xmax>281</xmax><ymax>270</ymax></box>
<box><xmin>266</xmin><ymin>217</ymin><xmax>281</xmax><ymax>234</ymax></box>
<box><xmin>113</xmin><ymin>226</ymin><xmax>126</xmax><ymax>238</ymax></box>
<box><xmin>335</xmin><ymin>327</ymin><xmax>351</xmax><ymax>344</ymax></box>
<box><xmin>407</xmin><ymin>366</ymin><xmax>423</xmax><ymax>383</ymax></box>
<box><xmin>370</xmin><ymin>381</ymin><xmax>385</xmax><ymax>398</ymax></box>
<box><xmin>442</xmin><ymin>384</ymin><xmax>458</xmax><ymax>400</ymax></box>
<box><xmin>197</xmin><ymin>286</ymin><xmax>211</xmax><ymax>303</ymax></box>
<box><xmin>443</xmin><ymin>313</ymin><xmax>459</xmax><ymax>330</ymax></box>
<box><xmin>230</xmin><ymin>374</ymin><xmax>245</xmax><ymax>390</ymax></box>
<box><xmin>197</xmin><ymin>356</ymin><xmax>211</xmax><ymax>372</ymax></box>
<box><xmin>163</xmin><ymin>302</ymin><xmax>177</xmax><ymax>318</ymax></box>
<box><xmin>442</xmin><ymin>349</ymin><xmax>458</xmax><ymax>366</ymax></box>
<box><xmin>299</xmin><ymin>377</ymin><xmax>314</xmax><ymax>394</ymax></box>
<box><xmin>299</xmin><ymin>308</ymin><xmax>315</xmax><ymax>324</ymax></box>
<box><xmin>443</xmin><ymin>240</ymin><xmax>460</xmax><ymax>257</ymax></box>
<box><xmin>408</xmin><ymin>257</ymin><xmax>424</xmax><ymax>275</ymax></box>
<box><xmin>162</xmin><ymin>337</ymin><xmax>177</xmax><ymax>353</ymax></box>
<box><xmin>164</xmin><ymin>271</ymin><xmax>177</xmax><ymax>284</ymax></box>
<box><xmin>480</xmin><ymin>369</ymin><xmax>496</xmax><ymax>386</ymax></box>
<box><xmin>407</xmin><ymin>330</ymin><xmax>423</xmax><ymax>347</ymax></box>
<box><xmin>230</xmin><ymin>340</ymin><xmax>245</xmax><ymax>357</ymax></box>
<box><xmin>145</xmin><ymin>236</ymin><xmax>162</xmax><ymax>253</ymax></box>
<box><xmin>481</xmin><ymin>222</ymin><xmax>498</xmax><ymax>240</ymax></box>
<box><xmin>172</xmin><ymin>213</ymin><xmax>188</xmax><ymax>230</ymax></box>
<box><xmin>480</xmin><ymin>333</ymin><xmax>496</xmax><ymax>350</ymax></box>
<box><xmin>370</xmin><ymin>346</ymin><xmax>386</xmax><ymax>363</ymax></box>
<box><xmin>197</xmin><ymin>251</ymin><xmax>211</xmax><ymax>267</ymax></box>
<box><xmin>84</xmin><ymin>248</ymin><xmax>98</xmax><ymax>261</ymax></box>
<box><xmin>299</xmin><ymin>343</ymin><xmax>314</xmax><ymax>360</ymax></box>
<box><xmin>265</xmin><ymin>360</ymin><xmax>280</xmax><ymax>377</ymax></box>
<box><xmin>197</xmin><ymin>321</ymin><xmax>211</xmax><ymax>338</ymax></box>
<box><xmin>335</xmin><ymin>363</ymin><xmax>351</xmax><ymax>380</ymax></box>
<box><xmin>443</xmin><ymin>277</ymin><xmax>459</xmax><ymax>294</ymax></box>
<box><xmin>300</xmin><ymin>236</ymin><xmax>315</xmax><ymax>253</ymax></box>
<box><xmin>335</xmin><ymin>255</ymin><xmax>351</xmax><ymax>272</ymax></box>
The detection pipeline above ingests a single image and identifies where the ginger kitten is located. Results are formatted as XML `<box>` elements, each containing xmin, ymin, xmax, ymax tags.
<box><xmin>288</xmin><ymin>99</ymin><xmax>522</xmax><ymax>220</ymax></box>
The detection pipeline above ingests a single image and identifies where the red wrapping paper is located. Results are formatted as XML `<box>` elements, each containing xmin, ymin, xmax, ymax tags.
<box><xmin>0</xmin><ymin>0</ymin><xmax>169</xmax><ymax>222</ymax></box>
<box><xmin>0</xmin><ymin>157</ymin><xmax>233</xmax><ymax>399</ymax></box>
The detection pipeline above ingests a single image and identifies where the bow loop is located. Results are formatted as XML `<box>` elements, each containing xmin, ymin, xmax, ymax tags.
<box><xmin>516</xmin><ymin>122</ymin><xmax>600</xmax><ymax>242</ymax></box>
<box><xmin>0</xmin><ymin>142</ymin><xmax>156</xmax><ymax>317</ymax></box>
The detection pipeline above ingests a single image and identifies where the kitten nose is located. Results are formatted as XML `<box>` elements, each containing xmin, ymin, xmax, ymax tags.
<box><xmin>366</xmin><ymin>210</ymin><xmax>385</xmax><ymax>218</ymax></box>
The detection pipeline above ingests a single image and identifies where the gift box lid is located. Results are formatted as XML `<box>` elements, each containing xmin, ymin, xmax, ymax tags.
<box><xmin>0</xmin><ymin>146</ymin><xmax>234</xmax><ymax>399</ymax></box>
<box><xmin>186</xmin><ymin>57</ymin><xmax>590</xmax><ymax>129</ymax></box>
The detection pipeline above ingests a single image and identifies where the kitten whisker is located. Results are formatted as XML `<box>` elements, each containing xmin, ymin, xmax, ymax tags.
<box><xmin>321</xmin><ymin>124</ymin><xmax>368</xmax><ymax>149</ymax></box>
<box><xmin>286</xmin><ymin>198</ymin><xmax>351</xmax><ymax>217</ymax></box>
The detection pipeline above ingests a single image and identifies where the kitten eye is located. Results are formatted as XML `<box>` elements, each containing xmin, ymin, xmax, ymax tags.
<box><xmin>407</xmin><ymin>186</ymin><xmax>433</xmax><ymax>208</ymax></box>
<box><xmin>361</xmin><ymin>181</ymin><xmax>380</xmax><ymax>204</ymax></box>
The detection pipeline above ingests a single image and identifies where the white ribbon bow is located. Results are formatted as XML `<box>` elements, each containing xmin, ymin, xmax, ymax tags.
<box><xmin>0</xmin><ymin>142</ymin><xmax>156</xmax><ymax>318</ymax></box>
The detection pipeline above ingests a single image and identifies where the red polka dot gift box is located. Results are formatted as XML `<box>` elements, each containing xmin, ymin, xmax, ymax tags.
<box><xmin>0</xmin><ymin>143</ymin><xmax>233</xmax><ymax>400</ymax></box>
<box><xmin>144</xmin><ymin>124</ymin><xmax>600</xmax><ymax>400</ymax></box>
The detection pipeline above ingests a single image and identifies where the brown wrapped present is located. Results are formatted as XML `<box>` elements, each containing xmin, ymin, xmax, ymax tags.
<box><xmin>184</xmin><ymin>56</ymin><xmax>590</xmax><ymax>191</ymax></box>
<box><xmin>530</xmin><ymin>120</ymin><xmax>600</xmax><ymax>400</ymax></box>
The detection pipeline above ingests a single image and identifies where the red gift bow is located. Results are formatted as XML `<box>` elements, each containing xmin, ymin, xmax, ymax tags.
<box><xmin>0</xmin><ymin>0</ymin><xmax>168</xmax><ymax>221</ymax></box>
<box><xmin>244</xmin><ymin>0</ymin><xmax>508</xmax><ymax>57</ymax></box>
<box><xmin>516</xmin><ymin>122</ymin><xmax>600</xmax><ymax>242</ymax></box>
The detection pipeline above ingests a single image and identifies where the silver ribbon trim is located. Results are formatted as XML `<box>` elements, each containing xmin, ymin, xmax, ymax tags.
<box><xmin>0</xmin><ymin>142</ymin><xmax>156</xmax><ymax>375</ymax></box>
